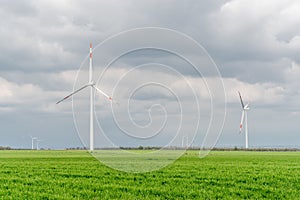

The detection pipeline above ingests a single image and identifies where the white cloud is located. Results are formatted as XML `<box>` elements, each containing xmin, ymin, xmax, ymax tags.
<box><xmin>224</xmin><ymin>78</ymin><xmax>285</xmax><ymax>104</ymax></box>
<box><xmin>0</xmin><ymin>77</ymin><xmax>41</xmax><ymax>104</ymax></box>
<box><xmin>210</xmin><ymin>0</ymin><xmax>300</xmax><ymax>63</ymax></box>
<box><xmin>0</xmin><ymin>76</ymin><xmax>75</xmax><ymax>113</ymax></box>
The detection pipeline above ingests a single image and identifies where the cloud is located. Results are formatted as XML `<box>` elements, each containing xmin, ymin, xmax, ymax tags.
<box><xmin>208</xmin><ymin>0</ymin><xmax>300</xmax><ymax>64</ymax></box>
<box><xmin>0</xmin><ymin>77</ymin><xmax>42</xmax><ymax>104</ymax></box>
<box><xmin>0</xmin><ymin>75</ymin><xmax>75</xmax><ymax>114</ymax></box>
<box><xmin>0</xmin><ymin>0</ymin><xmax>300</xmax><ymax>148</ymax></box>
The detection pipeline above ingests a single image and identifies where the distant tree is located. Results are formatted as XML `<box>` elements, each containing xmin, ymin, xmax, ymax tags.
<box><xmin>0</xmin><ymin>146</ymin><xmax>11</xmax><ymax>150</ymax></box>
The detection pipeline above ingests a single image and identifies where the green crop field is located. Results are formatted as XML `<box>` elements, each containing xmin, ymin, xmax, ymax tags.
<box><xmin>0</xmin><ymin>150</ymin><xmax>299</xmax><ymax>199</ymax></box>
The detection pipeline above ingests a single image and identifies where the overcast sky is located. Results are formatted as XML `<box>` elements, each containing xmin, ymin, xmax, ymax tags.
<box><xmin>0</xmin><ymin>0</ymin><xmax>299</xmax><ymax>149</ymax></box>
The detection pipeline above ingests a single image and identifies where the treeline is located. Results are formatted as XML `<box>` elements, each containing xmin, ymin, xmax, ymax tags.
<box><xmin>120</xmin><ymin>146</ymin><xmax>162</xmax><ymax>150</ymax></box>
<box><xmin>117</xmin><ymin>146</ymin><xmax>300</xmax><ymax>151</ymax></box>
<box><xmin>66</xmin><ymin>147</ymin><xmax>88</xmax><ymax>150</ymax></box>
<box><xmin>102</xmin><ymin>146</ymin><xmax>300</xmax><ymax>151</ymax></box>
<box><xmin>1</xmin><ymin>146</ymin><xmax>299</xmax><ymax>151</ymax></box>
<box><xmin>0</xmin><ymin>146</ymin><xmax>12</xmax><ymax>150</ymax></box>
<box><xmin>213</xmin><ymin>147</ymin><xmax>300</xmax><ymax>151</ymax></box>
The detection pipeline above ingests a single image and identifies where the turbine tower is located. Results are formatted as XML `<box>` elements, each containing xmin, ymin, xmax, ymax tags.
<box><xmin>238</xmin><ymin>91</ymin><xmax>250</xmax><ymax>149</ymax></box>
<box><xmin>181</xmin><ymin>135</ymin><xmax>188</xmax><ymax>149</ymax></box>
<box><xmin>36</xmin><ymin>139</ymin><xmax>42</xmax><ymax>150</ymax></box>
<box><xmin>30</xmin><ymin>136</ymin><xmax>37</xmax><ymax>150</ymax></box>
<box><xmin>57</xmin><ymin>43</ymin><xmax>114</xmax><ymax>151</ymax></box>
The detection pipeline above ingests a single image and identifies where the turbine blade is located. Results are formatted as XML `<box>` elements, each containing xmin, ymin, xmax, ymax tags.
<box><xmin>239</xmin><ymin>110</ymin><xmax>245</xmax><ymax>134</ymax></box>
<box><xmin>238</xmin><ymin>91</ymin><xmax>245</xmax><ymax>109</ymax></box>
<box><xmin>93</xmin><ymin>86</ymin><xmax>119</xmax><ymax>104</ymax></box>
<box><xmin>93</xmin><ymin>86</ymin><xmax>111</xmax><ymax>99</ymax></box>
<box><xmin>56</xmin><ymin>84</ymin><xmax>91</xmax><ymax>104</ymax></box>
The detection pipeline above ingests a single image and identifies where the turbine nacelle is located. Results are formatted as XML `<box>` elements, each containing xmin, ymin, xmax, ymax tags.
<box><xmin>243</xmin><ymin>103</ymin><xmax>250</xmax><ymax>110</ymax></box>
<box><xmin>89</xmin><ymin>81</ymin><xmax>95</xmax><ymax>86</ymax></box>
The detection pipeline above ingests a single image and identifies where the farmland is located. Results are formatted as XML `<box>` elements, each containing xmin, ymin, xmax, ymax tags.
<box><xmin>0</xmin><ymin>150</ymin><xmax>299</xmax><ymax>199</ymax></box>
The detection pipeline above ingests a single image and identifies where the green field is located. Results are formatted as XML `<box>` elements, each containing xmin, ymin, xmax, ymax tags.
<box><xmin>0</xmin><ymin>150</ymin><xmax>299</xmax><ymax>199</ymax></box>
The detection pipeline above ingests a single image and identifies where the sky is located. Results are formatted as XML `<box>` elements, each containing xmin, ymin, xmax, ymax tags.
<box><xmin>0</xmin><ymin>0</ymin><xmax>299</xmax><ymax>149</ymax></box>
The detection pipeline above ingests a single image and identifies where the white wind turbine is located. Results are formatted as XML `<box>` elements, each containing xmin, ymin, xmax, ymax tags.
<box><xmin>30</xmin><ymin>136</ymin><xmax>37</xmax><ymax>150</ymax></box>
<box><xmin>181</xmin><ymin>135</ymin><xmax>188</xmax><ymax>149</ymax></box>
<box><xmin>36</xmin><ymin>139</ymin><xmax>42</xmax><ymax>150</ymax></box>
<box><xmin>238</xmin><ymin>91</ymin><xmax>250</xmax><ymax>149</ymax></box>
<box><xmin>57</xmin><ymin>43</ymin><xmax>114</xmax><ymax>151</ymax></box>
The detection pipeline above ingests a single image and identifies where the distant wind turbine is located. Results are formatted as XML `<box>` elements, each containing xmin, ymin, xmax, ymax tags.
<box><xmin>181</xmin><ymin>135</ymin><xmax>188</xmax><ymax>149</ymax></box>
<box><xmin>238</xmin><ymin>91</ymin><xmax>250</xmax><ymax>149</ymax></box>
<box><xmin>56</xmin><ymin>43</ymin><xmax>115</xmax><ymax>151</ymax></box>
<box><xmin>30</xmin><ymin>136</ymin><xmax>37</xmax><ymax>150</ymax></box>
<box><xmin>36</xmin><ymin>139</ymin><xmax>42</xmax><ymax>150</ymax></box>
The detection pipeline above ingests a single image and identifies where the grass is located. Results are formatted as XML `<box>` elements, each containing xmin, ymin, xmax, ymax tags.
<box><xmin>0</xmin><ymin>150</ymin><xmax>299</xmax><ymax>199</ymax></box>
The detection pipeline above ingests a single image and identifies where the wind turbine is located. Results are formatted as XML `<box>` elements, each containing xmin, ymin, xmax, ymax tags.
<box><xmin>181</xmin><ymin>135</ymin><xmax>188</xmax><ymax>149</ymax></box>
<box><xmin>30</xmin><ymin>136</ymin><xmax>37</xmax><ymax>150</ymax></box>
<box><xmin>36</xmin><ymin>139</ymin><xmax>42</xmax><ymax>150</ymax></box>
<box><xmin>238</xmin><ymin>91</ymin><xmax>250</xmax><ymax>149</ymax></box>
<box><xmin>56</xmin><ymin>43</ymin><xmax>114</xmax><ymax>151</ymax></box>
